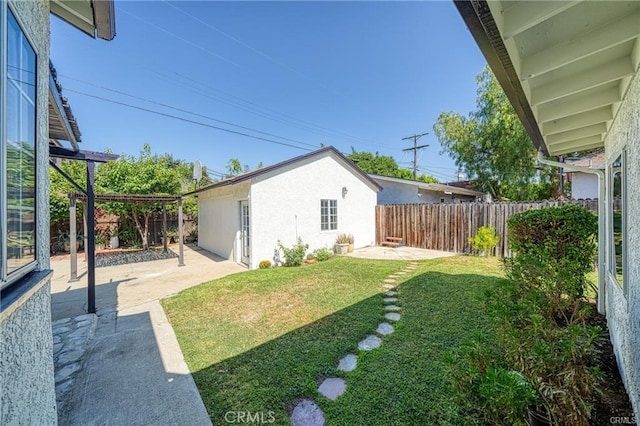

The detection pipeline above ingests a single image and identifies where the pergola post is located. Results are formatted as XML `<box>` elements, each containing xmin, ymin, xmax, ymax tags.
<box><xmin>178</xmin><ymin>198</ymin><xmax>184</xmax><ymax>266</ymax></box>
<box><xmin>86</xmin><ymin>161</ymin><xmax>96</xmax><ymax>314</ymax></box>
<box><xmin>82</xmin><ymin>201</ymin><xmax>88</xmax><ymax>263</ymax></box>
<box><xmin>69</xmin><ymin>197</ymin><xmax>78</xmax><ymax>282</ymax></box>
<box><xmin>162</xmin><ymin>204</ymin><xmax>168</xmax><ymax>253</ymax></box>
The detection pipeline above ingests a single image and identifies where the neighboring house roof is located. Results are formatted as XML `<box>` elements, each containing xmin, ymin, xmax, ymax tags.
<box><xmin>563</xmin><ymin>150</ymin><xmax>605</xmax><ymax>170</ymax></box>
<box><xmin>188</xmin><ymin>146</ymin><xmax>382</xmax><ymax>195</ymax></box>
<box><xmin>454</xmin><ymin>1</ymin><xmax>640</xmax><ymax>156</ymax></box>
<box><xmin>370</xmin><ymin>174</ymin><xmax>485</xmax><ymax>197</ymax></box>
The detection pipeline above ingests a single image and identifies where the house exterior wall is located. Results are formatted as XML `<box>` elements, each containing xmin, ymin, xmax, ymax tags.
<box><xmin>197</xmin><ymin>182</ymin><xmax>250</xmax><ymax>263</ymax></box>
<box><xmin>570</xmin><ymin>172</ymin><xmax>598</xmax><ymax>200</ymax></box>
<box><xmin>604</xmin><ymin>69</ymin><xmax>640</xmax><ymax>416</ymax></box>
<box><xmin>249</xmin><ymin>154</ymin><xmax>377</xmax><ymax>270</ymax></box>
<box><xmin>375</xmin><ymin>179</ymin><xmax>475</xmax><ymax>204</ymax></box>
<box><xmin>0</xmin><ymin>0</ymin><xmax>57</xmax><ymax>423</ymax></box>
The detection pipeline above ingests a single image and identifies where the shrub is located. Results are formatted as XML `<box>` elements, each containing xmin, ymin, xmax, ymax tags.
<box><xmin>335</xmin><ymin>233</ymin><xmax>350</xmax><ymax>244</ymax></box>
<box><xmin>468</xmin><ymin>226</ymin><xmax>499</xmax><ymax>256</ymax></box>
<box><xmin>312</xmin><ymin>247</ymin><xmax>333</xmax><ymax>262</ymax></box>
<box><xmin>259</xmin><ymin>260</ymin><xmax>271</xmax><ymax>269</ymax></box>
<box><xmin>277</xmin><ymin>238</ymin><xmax>309</xmax><ymax>267</ymax></box>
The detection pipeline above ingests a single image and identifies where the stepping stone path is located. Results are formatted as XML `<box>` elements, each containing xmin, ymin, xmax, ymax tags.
<box><xmin>358</xmin><ymin>335</ymin><xmax>382</xmax><ymax>351</ymax></box>
<box><xmin>337</xmin><ymin>354</ymin><xmax>358</xmax><ymax>372</ymax></box>
<box><xmin>290</xmin><ymin>399</ymin><xmax>325</xmax><ymax>426</ymax></box>
<box><xmin>318</xmin><ymin>378</ymin><xmax>347</xmax><ymax>401</ymax></box>
<box><xmin>376</xmin><ymin>322</ymin><xmax>394</xmax><ymax>336</ymax></box>
<box><xmin>290</xmin><ymin>261</ymin><xmax>417</xmax><ymax>424</ymax></box>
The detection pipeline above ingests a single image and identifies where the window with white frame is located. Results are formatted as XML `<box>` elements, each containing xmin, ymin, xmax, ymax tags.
<box><xmin>320</xmin><ymin>199</ymin><xmax>337</xmax><ymax>231</ymax></box>
<box><xmin>609</xmin><ymin>152</ymin><xmax>625</xmax><ymax>291</ymax></box>
<box><xmin>1</xmin><ymin>7</ymin><xmax>38</xmax><ymax>288</ymax></box>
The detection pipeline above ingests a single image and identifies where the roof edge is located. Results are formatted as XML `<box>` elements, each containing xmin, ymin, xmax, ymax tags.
<box><xmin>454</xmin><ymin>0</ymin><xmax>548</xmax><ymax>156</ymax></box>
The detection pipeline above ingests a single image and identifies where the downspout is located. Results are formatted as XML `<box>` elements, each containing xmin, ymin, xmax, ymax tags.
<box><xmin>537</xmin><ymin>152</ymin><xmax>606</xmax><ymax>314</ymax></box>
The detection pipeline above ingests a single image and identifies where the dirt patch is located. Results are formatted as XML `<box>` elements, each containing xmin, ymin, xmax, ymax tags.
<box><xmin>589</xmin><ymin>311</ymin><xmax>635</xmax><ymax>424</ymax></box>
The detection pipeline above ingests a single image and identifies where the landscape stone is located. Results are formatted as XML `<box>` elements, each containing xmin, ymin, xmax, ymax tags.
<box><xmin>52</xmin><ymin>325</ymin><xmax>72</xmax><ymax>335</ymax></box>
<box><xmin>385</xmin><ymin>312</ymin><xmax>401</xmax><ymax>322</ymax></box>
<box><xmin>358</xmin><ymin>335</ymin><xmax>382</xmax><ymax>351</ymax></box>
<box><xmin>395</xmin><ymin>271</ymin><xmax>407</xmax><ymax>275</ymax></box>
<box><xmin>384</xmin><ymin>305</ymin><xmax>401</xmax><ymax>311</ymax></box>
<box><xmin>384</xmin><ymin>278</ymin><xmax>396</xmax><ymax>283</ymax></box>
<box><xmin>317</xmin><ymin>378</ymin><xmax>347</xmax><ymax>401</ymax></box>
<box><xmin>337</xmin><ymin>354</ymin><xmax>358</xmax><ymax>372</ymax></box>
<box><xmin>384</xmin><ymin>291</ymin><xmax>398</xmax><ymax>296</ymax></box>
<box><xmin>53</xmin><ymin>342</ymin><xmax>64</xmax><ymax>354</ymax></box>
<box><xmin>56</xmin><ymin>349</ymin><xmax>84</xmax><ymax>366</ymax></box>
<box><xmin>383</xmin><ymin>284</ymin><xmax>396</xmax><ymax>290</ymax></box>
<box><xmin>55</xmin><ymin>363</ymin><xmax>81</xmax><ymax>384</ymax></box>
<box><xmin>52</xmin><ymin>317</ymin><xmax>72</xmax><ymax>327</ymax></box>
<box><xmin>290</xmin><ymin>399</ymin><xmax>325</xmax><ymax>426</ymax></box>
<box><xmin>383</xmin><ymin>297</ymin><xmax>398</xmax><ymax>303</ymax></box>
<box><xmin>53</xmin><ymin>334</ymin><xmax>62</xmax><ymax>344</ymax></box>
<box><xmin>376</xmin><ymin>322</ymin><xmax>394</xmax><ymax>335</ymax></box>
<box><xmin>74</xmin><ymin>313</ymin><xmax>95</xmax><ymax>323</ymax></box>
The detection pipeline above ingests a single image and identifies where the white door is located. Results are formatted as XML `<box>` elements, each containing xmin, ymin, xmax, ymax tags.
<box><xmin>240</xmin><ymin>200</ymin><xmax>250</xmax><ymax>265</ymax></box>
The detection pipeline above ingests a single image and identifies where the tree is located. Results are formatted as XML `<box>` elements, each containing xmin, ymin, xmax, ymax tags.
<box><xmin>49</xmin><ymin>159</ymin><xmax>87</xmax><ymax>224</ymax></box>
<box><xmin>347</xmin><ymin>148</ymin><xmax>438</xmax><ymax>183</ymax></box>
<box><xmin>433</xmin><ymin>66</ymin><xmax>553</xmax><ymax>201</ymax></box>
<box><xmin>96</xmin><ymin>144</ymin><xmax>183</xmax><ymax>250</ymax></box>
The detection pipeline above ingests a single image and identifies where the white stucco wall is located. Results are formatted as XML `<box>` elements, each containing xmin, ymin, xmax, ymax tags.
<box><xmin>570</xmin><ymin>172</ymin><xmax>599</xmax><ymax>200</ymax></box>
<box><xmin>197</xmin><ymin>182</ymin><xmax>250</xmax><ymax>264</ymax></box>
<box><xmin>0</xmin><ymin>0</ymin><xmax>57</xmax><ymax>423</ymax></box>
<box><xmin>604</xmin><ymin>69</ymin><xmax>640</xmax><ymax>416</ymax></box>
<box><xmin>249</xmin><ymin>153</ymin><xmax>378</xmax><ymax>270</ymax></box>
<box><xmin>375</xmin><ymin>179</ymin><xmax>475</xmax><ymax>204</ymax></box>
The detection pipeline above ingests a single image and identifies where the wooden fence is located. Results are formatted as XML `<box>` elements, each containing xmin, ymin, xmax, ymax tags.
<box><xmin>375</xmin><ymin>200</ymin><xmax>599</xmax><ymax>257</ymax></box>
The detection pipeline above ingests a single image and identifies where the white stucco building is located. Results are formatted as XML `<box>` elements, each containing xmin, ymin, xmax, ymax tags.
<box><xmin>457</xmin><ymin>0</ymin><xmax>640</xmax><ymax>415</ymax></box>
<box><xmin>370</xmin><ymin>174</ymin><xmax>485</xmax><ymax>204</ymax></box>
<box><xmin>0</xmin><ymin>0</ymin><xmax>115</xmax><ymax>423</ymax></box>
<box><xmin>194</xmin><ymin>147</ymin><xmax>380</xmax><ymax>269</ymax></box>
<box><xmin>564</xmin><ymin>151</ymin><xmax>605</xmax><ymax>200</ymax></box>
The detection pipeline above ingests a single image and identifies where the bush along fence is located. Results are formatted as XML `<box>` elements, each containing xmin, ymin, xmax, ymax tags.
<box><xmin>375</xmin><ymin>200</ymin><xmax>599</xmax><ymax>257</ymax></box>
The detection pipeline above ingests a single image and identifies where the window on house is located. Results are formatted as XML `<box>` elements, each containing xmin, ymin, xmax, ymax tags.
<box><xmin>610</xmin><ymin>153</ymin><xmax>625</xmax><ymax>290</ymax></box>
<box><xmin>1</xmin><ymin>8</ymin><xmax>37</xmax><ymax>288</ymax></box>
<box><xmin>320</xmin><ymin>199</ymin><xmax>337</xmax><ymax>230</ymax></box>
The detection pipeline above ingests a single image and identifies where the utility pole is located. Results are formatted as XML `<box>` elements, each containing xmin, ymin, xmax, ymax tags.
<box><xmin>402</xmin><ymin>132</ymin><xmax>429</xmax><ymax>180</ymax></box>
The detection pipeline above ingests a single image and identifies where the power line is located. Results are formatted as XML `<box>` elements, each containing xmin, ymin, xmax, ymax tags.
<box><xmin>401</xmin><ymin>132</ymin><xmax>429</xmax><ymax>180</ymax></box>
<box><xmin>59</xmin><ymin>74</ymin><xmax>319</xmax><ymax>149</ymax></box>
<box><xmin>63</xmin><ymin>87</ymin><xmax>315</xmax><ymax>152</ymax></box>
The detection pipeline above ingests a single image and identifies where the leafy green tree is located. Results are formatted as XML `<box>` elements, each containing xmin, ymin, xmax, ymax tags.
<box><xmin>96</xmin><ymin>144</ymin><xmax>183</xmax><ymax>250</ymax></box>
<box><xmin>433</xmin><ymin>66</ymin><xmax>553</xmax><ymax>200</ymax></box>
<box><xmin>49</xmin><ymin>159</ymin><xmax>87</xmax><ymax>224</ymax></box>
<box><xmin>347</xmin><ymin>148</ymin><xmax>438</xmax><ymax>183</ymax></box>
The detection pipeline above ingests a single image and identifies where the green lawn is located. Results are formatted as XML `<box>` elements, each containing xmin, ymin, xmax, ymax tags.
<box><xmin>162</xmin><ymin>256</ymin><xmax>506</xmax><ymax>425</ymax></box>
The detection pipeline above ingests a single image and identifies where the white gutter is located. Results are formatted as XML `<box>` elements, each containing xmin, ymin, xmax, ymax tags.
<box><xmin>537</xmin><ymin>151</ymin><xmax>606</xmax><ymax>314</ymax></box>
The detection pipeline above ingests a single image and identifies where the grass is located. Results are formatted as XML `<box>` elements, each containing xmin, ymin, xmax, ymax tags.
<box><xmin>162</xmin><ymin>255</ymin><xmax>507</xmax><ymax>425</ymax></box>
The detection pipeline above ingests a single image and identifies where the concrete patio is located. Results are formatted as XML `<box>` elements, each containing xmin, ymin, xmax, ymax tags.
<box><xmin>347</xmin><ymin>245</ymin><xmax>458</xmax><ymax>261</ymax></box>
<box><xmin>51</xmin><ymin>244</ymin><xmax>245</xmax><ymax>425</ymax></box>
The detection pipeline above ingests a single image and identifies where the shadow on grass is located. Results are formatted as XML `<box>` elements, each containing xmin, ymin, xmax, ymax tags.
<box><xmin>187</xmin><ymin>269</ymin><xmax>505</xmax><ymax>426</ymax></box>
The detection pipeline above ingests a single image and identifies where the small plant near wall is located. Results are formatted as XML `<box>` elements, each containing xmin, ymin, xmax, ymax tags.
<box><xmin>335</xmin><ymin>234</ymin><xmax>350</xmax><ymax>255</ymax></box>
<box><xmin>312</xmin><ymin>247</ymin><xmax>333</xmax><ymax>262</ymax></box>
<box><xmin>468</xmin><ymin>226</ymin><xmax>499</xmax><ymax>257</ymax></box>
<box><xmin>259</xmin><ymin>260</ymin><xmax>271</xmax><ymax>269</ymax></box>
<box><xmin>277</xmin><ymin>238</ymin><xmax>309</xmax><ymax>267</ymax></box>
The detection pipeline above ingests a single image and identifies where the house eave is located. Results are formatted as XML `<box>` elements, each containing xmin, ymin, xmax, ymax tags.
<box><xmin>50</xmin><ymin>0</ymin><xmax>116</xmax><ymax>41</ymax></box>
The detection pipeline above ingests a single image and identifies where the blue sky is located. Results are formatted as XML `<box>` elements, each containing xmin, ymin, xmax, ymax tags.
<box><xmin>51</xmin><ymin>1</ymin><xmax>486</xmax><ymax>182</ymax></box>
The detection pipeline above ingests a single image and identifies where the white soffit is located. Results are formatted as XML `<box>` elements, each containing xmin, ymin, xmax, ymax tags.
<box><xmin>488</xmin><ymin>0</ymin><xmax>640</xmax><ymax>156</ymax></box>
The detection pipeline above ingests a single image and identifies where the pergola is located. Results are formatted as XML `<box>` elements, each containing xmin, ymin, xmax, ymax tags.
<box><xmin>65</xmin><ymin>192</ymin><xmax>186</xmax><ymax>308</ymax></box>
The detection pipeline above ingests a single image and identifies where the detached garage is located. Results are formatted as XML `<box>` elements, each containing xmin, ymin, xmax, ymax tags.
<box><xmin>192</xmin><ymin>146</ymin><xmax>381</xmax><ymax>269</ymax></box>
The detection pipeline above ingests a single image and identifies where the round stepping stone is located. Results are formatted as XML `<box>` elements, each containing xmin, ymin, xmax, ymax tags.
<box><xmin>384</xmin><ymin>305</ymin><xmax>401</xmax><ymax>311</ymax></box>
<box><xmin>384</xmin><ymin>278</ymin><xmax>397</xmax><ymax>284</ymax></box>
<box><xmin>358</xmin><ymin>335</ymin><xmax>382</xmax><ymax>351</ymax></box>
<box><xmin>376</xmin><ymin>322</ymin><xmax>394</xmax><ymax>336</ymax></box>
<box><xmin>385</xmin><ymin>312</ymin><xmax>401</xmax><ymax>322</ymax></box>
<box><xmin>384</xmin><ymin>291</ymin><xmax>398</xmax><ymax>296</ymax></box>
<box><xmin>290</xmin><ymin>399</ymin><xmax>325</xmax><ymax>426</ymax></box>
<box><xmin>383</xmin><ymin>297</ymin><xmax>398</xmax><ymax>303</ymax></box>
<box><xmin>318</xmin><ymin>378</ymin><xmax>346</xmax><ymax>401</ymax></box>
<box><xmin>383</xmin><ymin>284</ymin><xmax>396</xmax><ymax>290</ymax></box>
<box><xmin>337</xmin><ymin>354</ymin><xmax>358</xmax><ymax>372</ymax></box>
<box><xmin>395</xmin><ymin>271</ymin><xmax>407</xmax><ymax>275</ymax></box>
